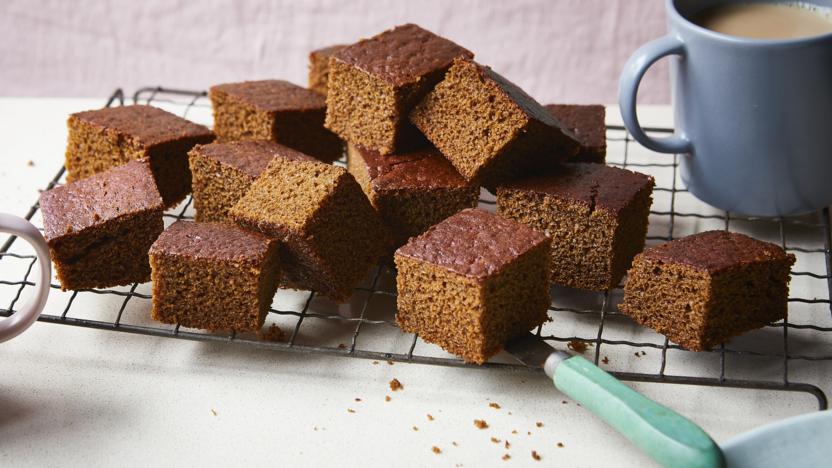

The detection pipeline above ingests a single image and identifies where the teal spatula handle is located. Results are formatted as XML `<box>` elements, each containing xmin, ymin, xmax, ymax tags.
<box><xmin>549</xmin><ymin>354</ymin><xmax>724</xmax><ymax>468</ymax></box>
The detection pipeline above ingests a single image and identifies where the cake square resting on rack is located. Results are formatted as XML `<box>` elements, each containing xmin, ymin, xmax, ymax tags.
<box><xmin>39</xmin><ymin>160</ymin><xmax>165</xmax><ymax>291</ymax></box>
<box><xmin>189</xmin><ymin>140</ymin><xmax>317</xmax><ymax>223</ymax></box>
<box><xmin>394</xmin><ymin>209</ymin><xmax>551</xmax><ymax>364</ymax></box>
<box><xmin>347</xmin><ymin>144</ymin><xmax>479</xmax><ymax>248</ymax></box>
<box><xmin>149</xmin><ymin>221</ymin><xmax>280</xmax><ymax>332</ymax></box>
<box><xmin>545</xmin><ymin>104</ymin><xmax>607</xmax><ymax>164</ymax></box>
<box><xmin>65</xmin><ymin>104</ymin><xmax>215</xmax><ymax>207</ymax></box>
<box><xmin>409</xmin><ymin>58</ymin><xmax>581</xmax><ymax>188</ymax></box>
<box><xmin>308</xmin><ymin>44</ymin><xmax>346</xmax><ymax>96</ymax></box>
<box><xmin>229</xmin><ymin>157</ymin><xmax>388</xmax><ymax>302</ymax></box>
<box><xmin>325</xmin><ymin>23</ymin><xmax>473</xmax><ymax>155</ymax></box>
<box><xmin>209</xmin><ymin>79</ymin><xmax>343</xmax><ymax>163</ymax></box>
<box><xmin>619</xmin><ymin>230</ymin><xmax>796</xmax><ymax>351</ymax></box>
<box><xmin>496</xmin><ymin>163</ymin><xmax>654</xmax><ymax>291</ymax></box>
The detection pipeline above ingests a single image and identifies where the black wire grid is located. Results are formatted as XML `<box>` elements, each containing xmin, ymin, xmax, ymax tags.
<box><xmin>1</xmin><ymin>87</ymin><xmax>829</xmax><ymax>411</ymax></box>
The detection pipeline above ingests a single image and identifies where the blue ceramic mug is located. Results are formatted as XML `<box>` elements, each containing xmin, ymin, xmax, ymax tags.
<box><xmin>619</xmin><ymin>0</ymin><xmax>832</xmax><ymax>217</ymax></box>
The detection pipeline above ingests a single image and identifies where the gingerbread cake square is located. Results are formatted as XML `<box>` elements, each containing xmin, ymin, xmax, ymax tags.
<box><xmin>545</xmin><ymin>104</ymin><xmax>606</xmax><ymax>164</ymax></box>
<box><xmin>209</xmin><ymin>79</ymin><xmax>343</xmax><ymax>163</ymax></box>
<box><xmin>189</xmin><ymin>140</ymin><xmax>316</xmax><ymax>222</ymax></box>
<box><xmin>65</xmin><ymin>104</ymin><xmax>215</xmax><ymax>207</ymax></box>
<box><xmin>347</xmin><ymin>144</ymin><xmax>479</xmax><ymax>247</ymax></box>
<box><xmin>394</xmin><ymin>209</ymin><xmax>551</xmax><ymax>364</ymax></box>
<box><xmin>619</xmin><ymin>231</ymin><xmax>795</xmax><ymax>351</ymax></box>
<box><xmin>149</xmin><ymin>221</ymin><xmax>280</xmax><ymax>332</ymax></box>
<box><xmin>308</xmin><ymin>44</ymin><xmax>346</xmax><ymax>95</ymax></box>
<box><xmin>410</xmin><ymin>58</ymin><xmax>581</xmax><ymax>188</ymax></box>
<box><xmin>325</xmin><ymin>24</ymin><xmax>473</xmax><ymax>155</ymax></box>
<box><xmin>40</xmin><ymin>160</ymin><xmax>164</xmax><ymax>290</ymax></box>
<box><xmin>229</xmin><ymin>158</ymin><xmax>388</xmax><ymax>301</ymax></box>
<box><xmin>497</xmin><ymin>163</ymin><xmax>654</xmax><ymax>291</ymax></box>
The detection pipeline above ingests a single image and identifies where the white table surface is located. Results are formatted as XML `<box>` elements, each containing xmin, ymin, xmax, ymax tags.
<box><xmin>0</xmin><ymin>98</ymin><xmax>829</xmax><ymax>468</ymax></box>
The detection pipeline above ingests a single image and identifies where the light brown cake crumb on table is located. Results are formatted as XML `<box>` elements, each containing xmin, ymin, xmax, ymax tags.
<box><xmin>511</xmin><ymin>429</ymin><xmax>518</xmax><ymax>434</ymax></box>
<box><xmin>602</xmin><ymin>356</ymin><xmax>610</xmax><ymax>364</ymax></box>
<box><xmin>385</xmin><ymin>395</ymin><xmax>391</xmax><ymax>402</ymax></box>
<box><xmin>389</xmin><ymin>378</ymin><xmax>404</xmax><ymax>391</ymax></box>
<box><xmin>432</xmin><ymin>446</ymin><xmax>442</xmax><ymax>454</ymax></box>
<box><xmin>536</xmin><ymin>421</ymin><xmax>544</xmax><ymax>428</ymax></box>
<box><xmin>474</xmin><ymin>419</ymin><xmax>489</xmax><ymax>429</ymax></box>
<box><xmin>531</xmin><ymin>450</ymin><xmax>541</xmax><ymax>461</ymax></box>
<box><xmin>347</xmin><ymin>408</ymin><xmax>356</xmax><ymax>414</ymax></box>
<box><xmin>502</xmin><ymin>454</ymin><xmax>511</xmax><ymax>461</ymax></box>
<box><xmin>489</xmin><ymin>402</ymin><xmax>501</xmax><ymax>409</ymax></box>
<box><xmin>505</xmin><ymin>440</ymin><xmax>510</xmax><ymax>449</ymax></box>
<box><xmin>355</xmin><ymin>398</ymin><xmax>362</xmax><ymax>402</ymax></box>
<box><xmin>490</xmin><ymin>437</ymin><xmax>501</xmax><ymax>444</ymax></box>
<box><xmin>257</xmin><ymin>323</ymin><xmax>285</xmax><ymax>342</ymax></box>
<box><xmin>557</xmin><ymin>442</ymin><xmax>565</xmax><ymax>448</ymax></box>
<box><xmin>412</xmin><ymin>426</ymin><xmax>419</xmax><ymax>431</ymax></box>
<box><xmin>210</xmin><ymin>409</ymin><xmax>217</xmax><ymax>416</ymax></box>
<box><xmin>427</xmin><ymin>414</ymin><xmax>434</xmax><ymax>421</ymax></box>
<box><xmin>567</xmin><ymin>340</ymin><xmax>591</xmax><ymax>354</ymax></box>
<box><xmin>452</xmin><ymin>441</ymin><xmax>458</xmax><ymax>447</ymax></box>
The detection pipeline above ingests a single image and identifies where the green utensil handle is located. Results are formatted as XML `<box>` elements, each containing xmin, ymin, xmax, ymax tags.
<box><xmin>551</xmin><ymin>355</ymin><xmax>725</xmax><ymax>468</ymax></box>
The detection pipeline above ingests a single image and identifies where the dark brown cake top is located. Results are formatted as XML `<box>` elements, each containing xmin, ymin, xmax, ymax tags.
<box><xmin>396</xmin><ymin>209</ymin><xmax>548</xmax><ymax>279</ymax></box>
<box><xmin>150</xmin><ymin>221</ymin><xmax>274</xmax><ymax>263</ymax></box>
<box><xmin>71</xmin><ymin>105</ymin><xmax>213</xmax><ymax>147</ymax></box>
<box><xmin>210</xmin><ymin>80</ymin><xmax>326</xmax><ymax>112</ymax></box>
<box><xmin>545</xmin><ymin>104</ymin><xmax>606</xmax><ymax>149</ymax></box>
<box><xmin>40</xmin><ymin>160</ymin><xmax>163</xmax><ymax>241</ymax></box>
<box><xmin>310</xmin><ymin>44</ymin><xmax>346</xmax><ymax>59</ymax></box>
<box><xmin>334</xmin><ymin>23</ymin><xmax>473</xmax><ymax>87</ymax></box>
<box><xmin>640</xmin><ymin>230</ymin><xmax>794</xmax><ymax>274</ymax></box>
<box><xmin>193</xmin><ymin>140</ymin><xmax>316</xmax><ymax>178</ymax></box>
<box><xmin>501</xmin><ymin>163</ymin><xmax>654</xmax><ymax>215</ymax></box>
<box><xmin>352</xmin><ymin>145</ymin><xmax>472</xmax><ymax>191</ymax></box>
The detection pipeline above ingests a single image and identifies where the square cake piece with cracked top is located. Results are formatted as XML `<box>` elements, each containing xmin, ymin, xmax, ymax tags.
<box><xmin>65</xmin><ymin>104</ymin><xmax>215</xmax><ymax>207</ymax></box>
<box><xmin>545</xmin><ymin>104</ymin><xmax>606</xmax><ymax>164</ymax></box>
<box><xmin>409</xmin><ymin>58</ymin><xmax>581</xmax><ymax>188</ymax></box>
<box><xmin>149</xmin><ymin>221</ymin><xmax>280</xmax><ymax>332</ymax></box>
<box><xmin>496</xmin><ymin>163</ymin><xmax>654</xmax><ymax>291</ymax></box>
<box><xmin>394</xmin><ymin>209</ymin><xmax>551</xmax><ymax>364</ymax></box>
<box><xmin>347</xmin><ymin>144</ymin><xmax>479</xmax><ymax>248</ymax></box>
<box><xmin>619</xmin><ymin>231</ymin><xmax>795</xmax><ymax>351</ymax></box>
<box><xmin>209</xmin><ymin>79</ymin><xmax>343</xmax><ymax>163</ymax></box>
<box><xmin>308</xmin><ymin>44</ymin><xmax>346</xmax><ymax>95</ymax></box>
<box><xmin>229</xmin><ymin>157</ymin><xmax>388</xmax><ymax>301</ymax></box>
<box><xmin>189</xmin><ymin>140</ymin><xmax>316</xmax><ymax>222</ymax></box>
<box><xmin>40</xmin><ymin>160</ymin><xmax>164</xmax><ymax>290</ymax></box>
<box><xmin>325</xmin><ymin>24</ymin><xmax>473</xmax><ymax>155</ymax></box>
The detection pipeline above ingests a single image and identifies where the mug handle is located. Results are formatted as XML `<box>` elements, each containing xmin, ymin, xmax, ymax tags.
<box><xmin>0</xmin><ymin>213</ymin><xmax>51</xmax><ymax>343</ymax></box>
<box><xmin>619</xmin><ymin>35</ymin><xmax>693</xmax><ymax>154</ymax></box>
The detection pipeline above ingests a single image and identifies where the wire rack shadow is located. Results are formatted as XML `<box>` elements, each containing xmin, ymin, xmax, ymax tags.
<box><xmin>1</xmin><ymin>87</ymin><xmax>829</xmax><ymax>411</ymax></box>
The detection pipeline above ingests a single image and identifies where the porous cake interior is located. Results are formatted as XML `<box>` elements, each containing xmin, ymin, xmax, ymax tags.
<box><xmin>53</xmin><ymin>211</ymin><xmax>163</xmax><ymax>290</ymax></box>
<box><xmin>65</xmin><ymin>117</ymin><xmax>147</xmax><ymax>182</ymax></box>
<box><xmin>326</xmin><ymin>60</ymin><xmax>400</xmax><ymax>154</ymax></box>
<box><xmin>395</xmin><ymin>243</ymin><xmax>549</xmax><ymax>364</ymax></box>
<box><xmin>189</xmin><ymin>150</ymin><xmax>254</xmax><ymax>222</ymax></box>
<box><xmin>308</xmin><ymin>53</ymin><xmax>332</xmax><ymax>96</ymax></box>
<box><xmin>610</xmin><ymin>187</ymin><xmax>654</xmax><ymax>287</ymax></box>
<box><xmin>374</xmin><ymin>188</ymin><xmax>479</xmax><ymax>247</ymax></box>
<box><xmin>409</xmin><ymin>60</ymin><xmax>527</xmax><ymax>181</ymax></box>
<box><xmin>497</xmin><ymin>189</ymin><xmax>617</xmax><ymax>290</ymax></box>
<box><xmin>210</xmin><ymin>90</ymin><xmax>274</xmax><ymax>142</ymax></box>
<box><xmin>150</xmin><ymin>254</ymin><xmax>277</xmax><ymax>332</ymax></box>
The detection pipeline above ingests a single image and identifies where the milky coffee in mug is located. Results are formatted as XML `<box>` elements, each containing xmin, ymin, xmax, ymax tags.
<box><xmin>619</xmin><ymin>0</ymin><xmax>832</xmax><ymax>217</ymax></box>
<box><xmin>694</xmin><ymin>2</ymin><xmax>832</xmax><ymax>39</ymax></box>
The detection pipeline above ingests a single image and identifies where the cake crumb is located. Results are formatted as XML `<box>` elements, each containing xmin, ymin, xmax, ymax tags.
<box><xmin>387</xmin><ymin>360</ymin><xmax>394</xmax><ymax>365</ymax></box>
<box><xmin>561</xmin><ymin>400</ymin><xmax>568</xmax><ymax>404</ymax></box>
<box><xmin>355</xmin><ymin>398</ymin><xmax>362</xmax><ymax>402</ymax></box>
<box><xmin>412</xmin><ymin>426</ymin><xmax>419</xmax><ymax>431</ymax></box>
<box><xmin>557</xmin><ymin>442</ymin><xmax>564</xmax><ymax>448</ymax></box>
<box><xmin>372</xmin><ymin>361</ymin><xmax>379</xmax><ymax>365</ymax></box>
<box><xmin>489</xmin><ymin>402</ymin><xmax>501</xmax><ymax>409</ymax></box>
<box><xmin>257</xmin><ymin>324</ymin><xmax>285</xmax><ymax>342</ymax></box>
<box><xmin>389</xmin><ymin>378</ymin><xmax>403</xmax><ymax>391</ymax></box>
<box><xmin>508</xmin><ymin>411</ymin><xmax>512</xmax><ymax>415</ymax></box>
<box><xmin>427</xmin><ymin>414</ymin><xmax>434</xmax><ymax>421</ymax></box>
<box><xmin>474</xmin><ymin>419</ymin><xmax>489</xmax><ymax>429</ymax></box>
<box><xmin>385</xmin><ymin>395</ymin><xmax>391</xmax><ymax>402</ymax></box>
<box><xmin>347</xmin><ymin>408</ymin><xmax>355</xmax><ymax>414</ymax></box>
<box><xmin>511</xmin><ymin>430</ymin><xmax>518</xmax><ymax>434</ymax></box>
<box><xmin>531</xmin><ymin>450</ymin><xmax>541</xmax><ymax>461</ymax></box>
<box><xmin>313</xmin><ymin>426</ymin><xmax>318</xmax><ymax>431</ymax></box>
<box><xmin>452</xmin><ymin>441</ymin><xmax>458</xmax><ymax>447</ymax></box>
<box><xmin>491</xmin><ymin>437</ymin><xmax>501</xmax><ymax>444</ymax></box>
<box><xmin>504</xmin><ymin>440</ymin><xmax>511</xmax><ymax>449</ymax></box>
<box><xmin>432</xmin><ymin>446</ymin><xmax>441</xmax><ymax>454</ymax></box>
<box><xmin>210</xmin><ymin>409</ymin><xmax>217</xmax><ymax>416</ymax></box>
<box><xmin>527</xmin><ymin>431</ymin><xmax>532</xmax><ymax>436</ymax></box>
<box><xmin>337</xmin><ymin>343</ymin><xmax>346</xmax><ymax>349</ymax></box>
<box><xmin>536</xmin><ymin>421</ymin><xmax>544</xmax><ymax>428</ymax></box>
<box><xmin>502</xmin><ymin>454</ymin><xmax>511</xmax><ymax>461</ymax></box>
<box><xmin>602</xmin><ymin>356</ymin><xmax>609</xmax><ymax>365</ymax></box>
<box><xmin>27</xmin><ymin>160</ymin><xmax>35</xmax><ymax>167</ymax></box>
<box><xmin>567</xmin><ymin>340</ymin><xmax>590</xmax><ymax>354</ymax></box>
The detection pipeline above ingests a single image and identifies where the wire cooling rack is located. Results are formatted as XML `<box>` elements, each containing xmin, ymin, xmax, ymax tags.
<box><xmin>1</xmin><ymin>87</ymin><xmax>829</xmax><ymax>411</ymax></box>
